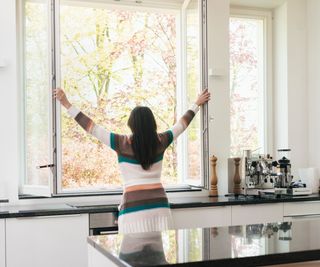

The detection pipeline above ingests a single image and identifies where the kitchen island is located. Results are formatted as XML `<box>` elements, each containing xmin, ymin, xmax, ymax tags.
<box><xmin>87</xmin><ymin>219</ymin><xmax>320</xmax><ymax>267</ymax></box>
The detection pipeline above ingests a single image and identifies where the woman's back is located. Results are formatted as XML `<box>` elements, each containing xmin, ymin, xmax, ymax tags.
<box><xmin>111</xmin><ymin>131</ymin><xmax>173</xmax><ymax>187</ymax></box>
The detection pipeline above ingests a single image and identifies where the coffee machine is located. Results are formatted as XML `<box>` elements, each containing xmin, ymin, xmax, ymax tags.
<box><xmin>228</xmin><ymin>151</ymin><xmax>276</xmax><ymax>196</ymax></box>
<box><xmin>272</xmin><ymin>149</ymin><xmax>292</xmax><ymax>194</ymax></box>
<box><xmin>273</xmin><ymin>149</ymin><xmax>312</xmax><ymax>195</ymax></box>
<box><xmin>228</xmin><ymin>149</ymin><xmax>312</xmax><ymax>196</ymax></box>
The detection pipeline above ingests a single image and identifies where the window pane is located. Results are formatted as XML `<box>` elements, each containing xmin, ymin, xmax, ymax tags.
<box><xmin>186</xmin><ymin>0</ymin><xmax>201</xmax><ymax>185</ymax></box>
<box><xmin>230</xmin><ymin>17</ymin><xmax>265</xmax><ymax>157</ymax></box>
<box><xmin>24</xmin><ymin>0</ymin><xmax>51</xmax><ymax>186</ymax></box>
<box><xmin>59</xmin><ymin>2</ymin><xmax>180</xmax><ymax>191</ymax></box>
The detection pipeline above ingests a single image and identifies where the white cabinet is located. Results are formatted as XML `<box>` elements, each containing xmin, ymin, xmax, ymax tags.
<box><xmin>172</xmin><ymin>206</ymin><xmax>232</xmax><ymax>229</ymax></box>
<box><xmin>283</xmin><ymin>201</ymin><xmax>320</xmax><ymax>221</ymax></box>
<box><xmin>231</xmin><ymin>203</ymin><xmax>283</xmax><ymax>226</ymax></box>
<box><xmin>6</xmin><ymin>214</ymin><xmax>89</xmax><ymax>267</ymax></box>
<box><xmin>0</xmin><ymin>219</ymin><xmax>5</xmax><ymax>267</ymax></box>
<box><xmin>88</xmin><ymin>244</ymin><xmax>118</xmax><ymax>267</ymax></box>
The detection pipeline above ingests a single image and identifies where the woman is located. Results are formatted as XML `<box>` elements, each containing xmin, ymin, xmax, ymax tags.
<box><xmin>54</xmin><ymin>88</ymin><xmax>210</xmax><ymax>233</ymax></box>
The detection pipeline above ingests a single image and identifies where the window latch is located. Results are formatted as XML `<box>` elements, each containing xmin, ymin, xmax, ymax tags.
<box><xmin>36</xmin><ymin>164</ymin><xmax>55</xmax><ymax>169</ymax></box>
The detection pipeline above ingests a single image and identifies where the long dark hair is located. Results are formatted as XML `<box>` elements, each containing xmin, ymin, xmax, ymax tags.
<box><xmin>127</xmin><ymin>106</ymin><xmax>160</xmax><ymax>170</ymax></box>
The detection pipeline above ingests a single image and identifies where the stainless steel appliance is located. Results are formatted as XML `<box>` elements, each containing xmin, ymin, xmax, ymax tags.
<box><xmin>228</xmin><ymin>153</ymin><xmax>276</xmax><ymax>195</ymax></box>
<box><xmin>228</xmin><ymin>149</ymin><xmax>312</xmax><ymax>196</ymax></box>
<box><xmin>274</xmin><ymin>149</ymin><xmax>293</xmax><ymax>189</ymax></box>
<box><xmin>89</xmin><ymin>212</ymin><xmax>118</xmax><ymax>235</ymax></box>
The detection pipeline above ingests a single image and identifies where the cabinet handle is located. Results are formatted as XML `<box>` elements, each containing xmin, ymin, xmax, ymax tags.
<box><xmin>16</xmin><ymin>214</ymin><xmax>82</xmax><ymax>220</ymax></box>
<box><xmin>99</xmin><ymin>231</ymin><xmax>118</xmax><ymax>235</ymax></box>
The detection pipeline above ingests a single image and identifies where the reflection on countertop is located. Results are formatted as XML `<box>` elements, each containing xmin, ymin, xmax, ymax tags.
<box><xmin>88</xmin><ymin>219</ymin><xmax>320</xmax><ymax>266</ymax></box>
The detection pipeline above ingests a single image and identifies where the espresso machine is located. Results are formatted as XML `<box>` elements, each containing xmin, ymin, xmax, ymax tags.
<box><xmin>228</xmin><ymin>151</ymin><xmax>277</xmax><ymax>196</ymax></box>
<box><xmin>228</xmin><ymin>149</ymin><xmax>312</xmax><ymax>196</ymax></box>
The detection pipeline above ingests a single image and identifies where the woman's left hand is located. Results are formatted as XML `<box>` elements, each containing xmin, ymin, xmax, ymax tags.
<box><xmin>54</xmin><ymin>88</ymin><xmax>72</xmax><ymax>109</ymax></box>
<box><xmin>195</xmin><ymin>89</ymin><xmax>211</xmax><ymax>106</ymax></box>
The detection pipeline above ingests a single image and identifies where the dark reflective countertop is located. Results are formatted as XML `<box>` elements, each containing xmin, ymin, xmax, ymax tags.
<box><xmin>1</xmin><ymin>194</ymin><xmax>320</xmax><ymax>218</ymax></box>
<box><xmin>169</xmin><ymin>193</ymin><xmax>320</xmax><ymax>208</ymax></box>
<box><xmin>88</xmin><ymin>220</ymin><xmax>320</xmax><ymax>266</ymax></box>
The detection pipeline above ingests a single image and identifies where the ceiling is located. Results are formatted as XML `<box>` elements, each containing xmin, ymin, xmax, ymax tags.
<box><xmin>230</xmin><ymin>0</ymin><xmax>287</xmax><ymax>9</ymax></box>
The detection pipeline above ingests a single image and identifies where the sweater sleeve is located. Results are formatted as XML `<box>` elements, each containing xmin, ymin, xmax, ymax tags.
<box><xmin>169</xmin><ymin>103</ymin><xmax>200</xmax><ymax>142</ymax></box>
<box><xmin>67</xmin><ymin>106</ymin><xmax>112</xmax><ymax>147</ymax></box>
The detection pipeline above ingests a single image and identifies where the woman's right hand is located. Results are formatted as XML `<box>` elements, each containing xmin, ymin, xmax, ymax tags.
<box><xmin>195</xmin><ymin>89</ymin><xmax>211</xmax><ymax>106</ymax></box>
<box><xmin>54</xmin><ymin>88</ymin><xmax>72</xmax><ymax>109</ymax></box>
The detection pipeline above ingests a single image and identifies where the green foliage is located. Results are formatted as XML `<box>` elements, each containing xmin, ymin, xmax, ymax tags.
<box><xmin>60</xmin><ymin>6</ymin><xmax>178</xmax><ymax>189</ymax></box>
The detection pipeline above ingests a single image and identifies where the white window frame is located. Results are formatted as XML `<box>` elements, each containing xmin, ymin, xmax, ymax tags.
<box><xmin>20</xmin><ymin>0</ymin><xmax>209</xmax><ymax>197</ymax></box>
<box><xmin>178</xmin><ymin>0</ymin><xmax>208</xmax><ymax>188</ymax></box>
<box><xmin>230</xmin><ymin>7</ymin><xmax>273</xmax><ymax>156</ymax></box>
<box><xmin>19</xmin><ymin>0</ymin><xmax>55</xmax><ymax>197</ymax></box>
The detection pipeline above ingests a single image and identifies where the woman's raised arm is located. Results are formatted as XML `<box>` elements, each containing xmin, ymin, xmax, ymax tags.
<box><xmin>170</xmin><ymin>89</ymin><xmax>211</xmax><ymax>141</ymax></box>
<box><xmin>54</xmin><ymin>88</ymin><xmax>112</xmax><ymax>147</ymax></box>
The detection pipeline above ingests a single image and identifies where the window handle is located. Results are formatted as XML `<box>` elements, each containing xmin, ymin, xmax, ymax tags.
<box><xmin>36</xmin><ymin>164</ymin><xmax>54</xmax><ymax>169</ymax></box>
<box><xmin>202</xmin><ymin>127</ymin><xmax>208</xmax><ymax>135</ymax></box>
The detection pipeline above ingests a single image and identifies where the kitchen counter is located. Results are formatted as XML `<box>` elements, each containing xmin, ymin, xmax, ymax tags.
<box><xmin>87</xmin><ymin>219</ymin><xmax>320</xmax><ymax>266</ymax></box>
<box><xmin>169</xmin><ymin>193</ymin><xmax>320</xmax><ymax>208</ymax></box>
<box><xmin>1</xmin><ymin>194</ymin><xmax>320</xmax><ymax>219</ymax></box>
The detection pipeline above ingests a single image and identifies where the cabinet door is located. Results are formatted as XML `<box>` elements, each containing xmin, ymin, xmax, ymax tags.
<box><xmin>88</xmin><ymin>244</ymin><xmax>118</xmax><ymax>267</ymax></box>
<box><xmin>0</xmin><ymin>219</ymin><xmax>5</xmax><ymax>267</ymax></box>
<box><xmin>283</xmin><ymin>201</ymin><xmax>320</xmax><ymax>221</ymax></box>
<box><xmin>231</xmin><ymin>203</ymin><xmax>283</xmax><ymax>226</ymax></box>
<box><xmin>6</xmin><ymin>214</ymin><xmax>89</xmax><ymax>267</ymax></box>
<box><xmin>172</xmin><ymin>206</ymin><xmax>232</xmax><ymax>229</ymax></box>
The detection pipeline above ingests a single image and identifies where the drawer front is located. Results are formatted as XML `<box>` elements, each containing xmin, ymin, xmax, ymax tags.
<box><xmin>172</xmin><ymin>206</ymin><xmax>231</xmax><ymax>229</ymax></box>
<box><xmin>284</xmin><ymin>201</ymin><xmax>320</xmax><ymax>217</ymax></box>
<box><xmin>232</xmin><ymin>203</ymin><xmax>283</xmax><ymax>226</ymax></box>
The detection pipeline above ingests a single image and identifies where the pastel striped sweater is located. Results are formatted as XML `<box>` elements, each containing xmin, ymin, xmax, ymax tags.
<box><xmin>68</xmin><ymin>104</ymin><xmax>199</xmax><ymax>233</ymax></box>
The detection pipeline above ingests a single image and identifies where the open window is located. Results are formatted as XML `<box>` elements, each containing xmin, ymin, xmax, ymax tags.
<box><xmin>21</xmin><ymin>0</ymin><xmax>209</xmax><ymax>196</ymax></box>
<box><xmin>20</xmin><ymin>0</ymin><xmax>53</xmax><ymax>196</ymax></box>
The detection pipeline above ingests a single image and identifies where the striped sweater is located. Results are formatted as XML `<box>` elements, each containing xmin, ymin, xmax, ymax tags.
<box><xmin>68</xmin><ymin>104</ymin><xmax>199</xmax><ymax>233</ymax></box>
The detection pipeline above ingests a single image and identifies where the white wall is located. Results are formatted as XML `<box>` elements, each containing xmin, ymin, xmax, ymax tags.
<box><xmin>0</xmin><ymin>0</ymin><xmax>20</xmax><ymax>202</ymax></box>
<box><xmin>286</xmin><ymin>0</ymin><xmax>308</xmax><ymax>175</ymax></box>
<box><xmin>207</xmin><ymin>0</ymin><xmax>230</xmax><ymax>195</ymax></box>
<box><xmin>307</xmin><ymin>0</ymin><xmax>320</xmax><ymax>175</ymax></box>
<box><xmin>273</xmin><ymin>2</ymin><xmax>288</xmax><ymax>152</ymax></box>
<box><xmin>273</xmin><ymin>0</ymin><xmax>308</xmax><ymax>176</ymax></box>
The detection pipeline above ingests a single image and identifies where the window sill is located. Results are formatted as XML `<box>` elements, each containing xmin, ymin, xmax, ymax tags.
<box><xmin>19</xmin><ymin>187</ymin><xmax>202</xmax><ymax>199</ymax></box>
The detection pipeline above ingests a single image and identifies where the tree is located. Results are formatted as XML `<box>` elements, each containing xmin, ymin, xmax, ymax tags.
<box><xmin>230</xmin><ymin>18</ymin><xmax>260</xmax><ymax>157</ymax></box>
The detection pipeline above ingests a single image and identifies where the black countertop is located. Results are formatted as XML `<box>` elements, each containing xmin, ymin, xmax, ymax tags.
<box><xmin>87</xmin><ymin>219</ymin><xmax>320</xmax><ymax>266</ymax></box>
<box><xmin>169</xmin><ymin>193</ymin><xmax>320</xmax><ymax>208</ymax></box>
<box><xmin>1</xmin><ymin>194</ymin><xmax>320</xmax><ymax>219</ymax></box>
